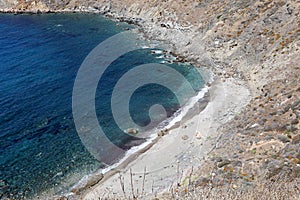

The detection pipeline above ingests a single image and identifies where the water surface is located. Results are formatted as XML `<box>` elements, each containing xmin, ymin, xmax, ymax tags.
<box><xmin>0</xmin><ymin>13</ymin><xmax>205</xmax><ymax>198</ymax></box>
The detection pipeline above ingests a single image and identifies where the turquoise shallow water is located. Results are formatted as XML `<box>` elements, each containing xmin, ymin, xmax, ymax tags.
<box><xmin>0</xmin><ymin>13</ymin><xmax>205</xmax><ymax>198</ymax></box>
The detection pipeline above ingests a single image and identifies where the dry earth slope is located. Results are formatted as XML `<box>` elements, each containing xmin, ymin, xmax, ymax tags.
<box><xmin>1</xmin><ymin>0</ymin><xmax>300</xmax><ymax>199</ymax></box>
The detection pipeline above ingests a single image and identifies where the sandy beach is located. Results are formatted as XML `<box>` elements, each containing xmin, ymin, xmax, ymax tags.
<box><xmin>80</xmin><ymin>77</ymin><xmax>250</xmax><ymax>199</ymax></box>
<box><xmin>1</xmin><ymin>0</ymin><xmax>299</xmax><ymax>199</ymax></box>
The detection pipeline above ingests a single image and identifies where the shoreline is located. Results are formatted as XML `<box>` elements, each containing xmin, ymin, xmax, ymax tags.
<box><xmin>1</xmin><ymin>9</ymin><xmax>251</xmax><ymax>200</ymax></box>
<box><xmin>0</xmin><ymin>11</ymin><xmax>218</xmax><ymax>199</ymax></box>
<box><xmin>0</xmin><ymin>9</ymin><xmax>252</xmax><ymax>200</ymax></box>
<box><xmin>80</xmin><ymin>77</ymin><xmax>250</xmax><ymax>199</ymax></box>
<box><xmin>68</xmin><ymin>79</ymin><xmax>212</xmax><ymax>197</ymax></box>
<box><xmin>2</xmin><ymin>1</ymin><xmax>299</xmax><ymax>199</ymax></box>
<box><xmin>0</xmin><ymin>9</ymin><xmax>144</xmax><ymax>26</ymax></box>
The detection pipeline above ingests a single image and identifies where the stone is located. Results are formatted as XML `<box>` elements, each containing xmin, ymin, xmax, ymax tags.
<box><xmin>194</xmin><ymin>177</ymin><xmax>210</xmax><ymax>187</ymax></box>
<box><xmin>195</xmin><ymin>131</ymin><xmax>202</xmax><ymax>139</ymax></box>
<box><xmin>57</xmin><ymin>196</ymin><xmax>68</xmax><ymax>200</ymax></box>
<box><xmin>231</xmin><ymin>160</ymin><xmax>242</xmax><ymax>167</ymax></box>
<box><xmin>290</xmin><ymin>119</ymin><xmax>298</xmax><ymax>125</ymax></box>
<box><xmin>157</xmin><ymin>130</ymin><xmax>164</xmax><ymax>137</ymax></box>
<box><xmin>277</xmin><ymin>135</ymin><xmax>290</xmax><ymax>143</ymax></box>
<box><xmin>182</xmin><ymin>135</ymin><xmax>189</xmax><ymax>140</ymax></box>
<box><xmin>292</xmin><ymin>134</ymin><xmax>300</xmax><ymax>144</ymax></box>
<box><xmin>265</xmin><ymin>161</ymin><xmax>284</xmax><ymax>178</ymax></box>
<box><xmin>292</xmin><ymin>166</ymin><xmax>300</xmax><ymax>177</ymax></box>
<box><xmin>217</xmin><ymin>160</ymin><xmax>231</xmax><ymax>168</ymax></box>
<box><xmin>127</xmin><ymin>128</ymin><xmax>138</xmax><ymax>134</ymax></box>
<box><xmin>157</xmin><ymin>129</ymin><xmax>168</xmax><ymax>137</ymax></box>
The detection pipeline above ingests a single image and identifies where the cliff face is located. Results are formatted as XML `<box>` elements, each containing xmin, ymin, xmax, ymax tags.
<box><xmin>1</xmin><ymin>0</ymin><xmax>299</xmax><ymax>197</ymax></box>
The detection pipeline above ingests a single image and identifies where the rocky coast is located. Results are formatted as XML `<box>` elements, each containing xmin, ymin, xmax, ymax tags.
<box><xmin>1</xmin><ymin>0</ymin><xmax>299</xmax><ymax>199</ymax></box>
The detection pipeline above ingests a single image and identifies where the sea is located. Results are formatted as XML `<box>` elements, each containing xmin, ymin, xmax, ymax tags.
<box><xmin>0</xmin><ymin>13</ymin><xmax>206</xmax><ymax>199</ymax></box>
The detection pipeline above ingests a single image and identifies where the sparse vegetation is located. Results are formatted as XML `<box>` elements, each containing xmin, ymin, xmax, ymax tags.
<box><xmin>1</xmin><ymin>0</ymin><xmax>299</xmax><ymax>199</ymax></box>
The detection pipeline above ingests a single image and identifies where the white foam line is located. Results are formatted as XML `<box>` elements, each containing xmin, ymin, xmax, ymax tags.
<box><xmin>101</xmin><ymin>133</ymin><xmax>157</xmax><ymax>174</ymax></box>
<box><xmin>141</xmin><ymin>45</ymin><xmax>150</xmax><ymax>49</ymax></box>
<box><xmin>100</xmin><ymin>84</ymin><xmax>210</xmax><ymax>174</ymax></box>
<box><xmin>160</xmin><ymin>86</ymin><xmax>209</xmax><ymax>130</ymax></box>
<box><xmin>151</xmin><ymin>50</ymin><xmax>163</xmax><ymax>54</ymax></box>
<box><xmin>155</xmin><ymin>55</ymin><xmax>164</xmax><ymax>59</ymax></box>
<box><xmin>69</xmin><ymin>83</ymin><xmax>211</xmax><ymax>199</ymax></box>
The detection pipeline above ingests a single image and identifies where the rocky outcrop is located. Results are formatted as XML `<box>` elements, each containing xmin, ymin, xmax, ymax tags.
<box><xmin>0</xmin><ymin>0</ymin><xmax>18</xmax><ymax>10</ymax></box>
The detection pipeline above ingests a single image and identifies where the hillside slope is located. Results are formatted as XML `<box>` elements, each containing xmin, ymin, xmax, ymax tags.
<box><xmin>1</xmin><ymin>0</ymin><xmax>299</xmax><ymax>199</ymax></box>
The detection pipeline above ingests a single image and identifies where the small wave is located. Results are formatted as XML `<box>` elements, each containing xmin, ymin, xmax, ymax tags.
<box><xmin>155</xmin><ymin>55</ymin><xmax>164</xmax><ymax>59</ymax></box>
<box><xmin>101</xmin><ymin>133</ymin><xmax>157</xmax><ymax>174</ymax></box>
<box><xmin>67</xmin><ymin>76</ymin><xmax>212</xmax><ymax>197</ymax></box>
<box><xmin>158</xmin><ymin>85</ymin><xmax>209</xmax><ymax>130</ymax></box>
<box><xmin>141</xmin><ymin>45</ymin><xmax>150</xmax><ymax>49</ymax></box>
<box><xmin>151</xmin><ymin>50</ymin><xmax>163</xmax><ymax>54</ymax></box>
<box><xmin>98</xmin><ymin>84</ymin><xmax>210</xmax><ymax>174</ymax></box>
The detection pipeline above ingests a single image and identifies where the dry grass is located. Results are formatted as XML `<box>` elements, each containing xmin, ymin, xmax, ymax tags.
<box><xmin>96</xmin><ymin>169</ymin><xmax>299</xmax><ymax>200</ymax></box>
<box><xmin>165</xmin><ymin>179</ymin><xmax>300</xmax><ymax>200</ymax></box>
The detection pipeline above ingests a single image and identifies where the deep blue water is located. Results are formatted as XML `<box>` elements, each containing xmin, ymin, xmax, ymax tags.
<box><xmin>0</xmin><ymin>13</ymin><xmax>204</xmax><ymax>198</ymax></box>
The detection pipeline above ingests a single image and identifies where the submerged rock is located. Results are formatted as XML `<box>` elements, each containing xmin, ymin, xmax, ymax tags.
<box><xmin>127</xmin><ymin>128</ymin><xmax>138</xmax><ymax>134</ymax></box>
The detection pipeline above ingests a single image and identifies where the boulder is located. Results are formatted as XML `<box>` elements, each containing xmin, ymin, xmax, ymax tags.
<box><xmin>277</xmin><ymin>135</ymin><xmax>290</xmax><ymax>143</ymax></box>
<box><xmin>157</xmin><ymin>129</ymin><xmax>168</xmax><ymax>137</ymax></box>
<box><xmin>127</xmin><ymin>128</ymin><xmax>138</xmax><ymax>134</ymax></box>
<box><xmin>195</xmin><ymin>131</ymin><xmax>202</xmax><ymax>139</ymax></box>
